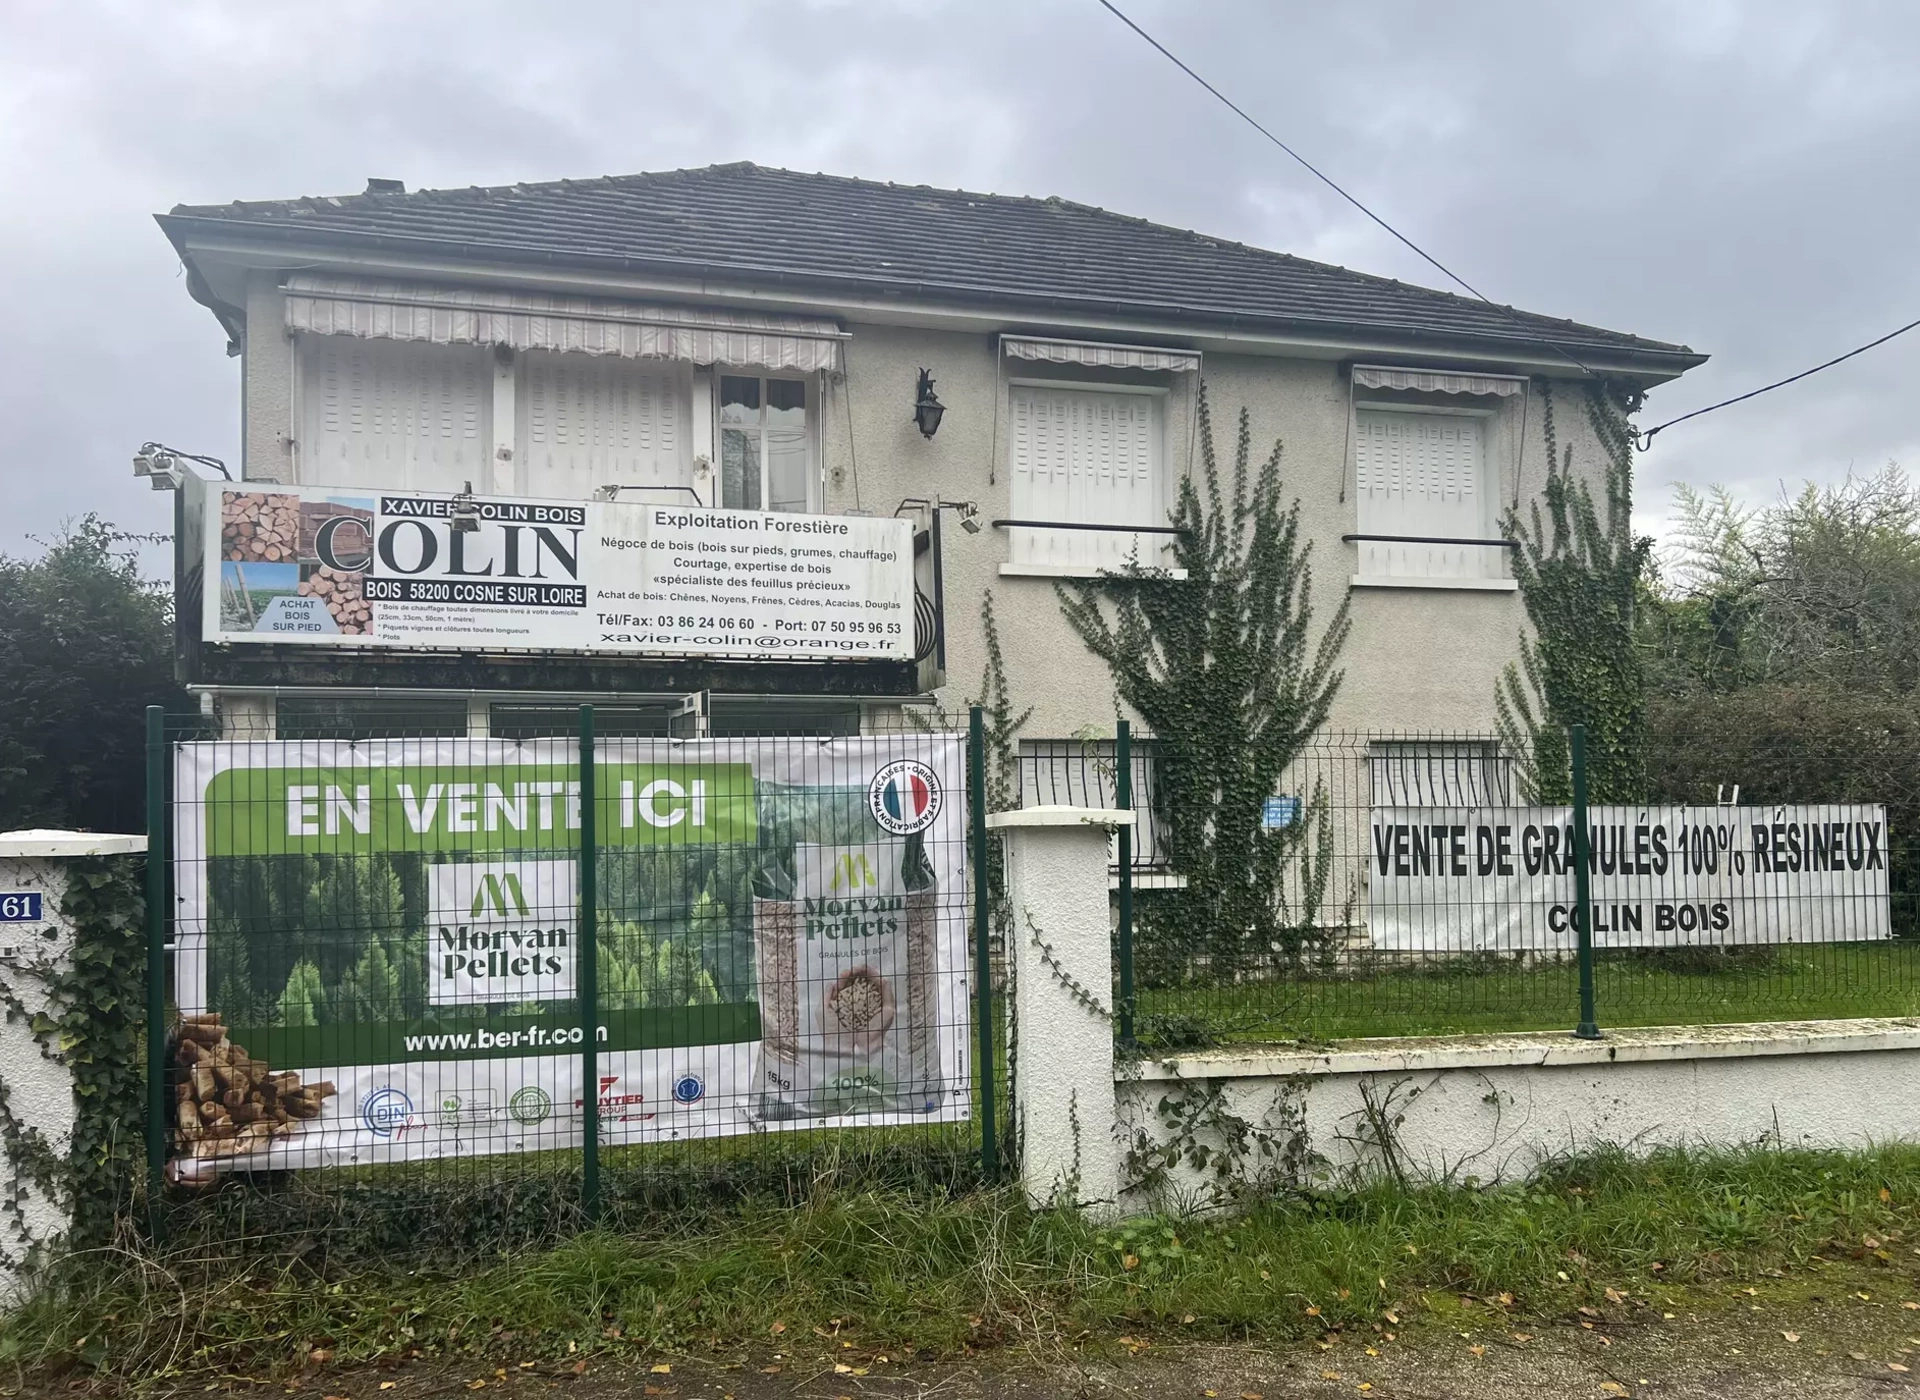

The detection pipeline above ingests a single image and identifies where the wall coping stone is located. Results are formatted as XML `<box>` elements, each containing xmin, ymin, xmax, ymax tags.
<box><xmin>1129</xmin><ymin>1017</ymin><xmax>1920</xmax><ymax>1082</ymax></box>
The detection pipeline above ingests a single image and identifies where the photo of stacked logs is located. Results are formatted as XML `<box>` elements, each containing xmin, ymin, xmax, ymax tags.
<box><xmin>173</xmin><ymin>1013</ymin><xmax>337</xmax><ymax>1161</ymax></box>
<box><xmin>220</xmin><ymin>491</ymin><xmax>303</xmax><ymax>564</ymax></box>
<box><xmin>219</xmin><ymin>490</ymin><xmax>377</xmax><ymax>636</ymax></box>
<box><xmin>298</xmin><ymin>564</ymin><xmax>371</xmax><ymax>635</ymax></box>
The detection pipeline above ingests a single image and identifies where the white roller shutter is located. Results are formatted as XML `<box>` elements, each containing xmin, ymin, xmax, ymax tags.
<box><xmin>1353</xmin><ymin>410</ymin><xmax>1495</xmax><ymax>580</ymax></box>
<box><xmin>298</xmin><ymin>336</ymin><xmax>490</xmax><ymax>493</ymax></box>
<box><xmin>1007</xmin><ymin>386</ymin><xmax>1165</xmax><ymax>571</ymax></box>
<box><xmin>519</xmin><ymin>352</ymin><xmax>690</xmax><ymax>499</ymax></box>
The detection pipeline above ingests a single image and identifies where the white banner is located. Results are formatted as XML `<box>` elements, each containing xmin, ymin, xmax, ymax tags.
<box><xmin>1368</xmin><ymin>804</ymin><xmax>1891</xmax><ymax>951</ymax></box>
<box><xmin>203</xmin><ymin>483</ymin><xmax>914</xmax><ymax>661</ymax></box>
<box><xmin>169</xmin><ymin>735</ymin><xmax>968</xmax><ymax>1173</ymax></box>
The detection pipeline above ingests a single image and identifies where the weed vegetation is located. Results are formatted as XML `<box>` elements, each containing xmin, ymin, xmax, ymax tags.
<box><xmin>7</xmin><ymin>1143</ymin><xmax>1920</xmax><ymax>1387</ymax></box>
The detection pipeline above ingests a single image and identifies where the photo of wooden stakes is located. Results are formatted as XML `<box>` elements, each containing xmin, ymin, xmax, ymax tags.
<box><xmin>172</xmin><ymin>1013</ymin><xmax>336</xmax><ymax>1163</ymax></box>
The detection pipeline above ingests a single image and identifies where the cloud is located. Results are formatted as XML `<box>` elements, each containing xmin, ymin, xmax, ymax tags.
<box><xmin>4</xmin><ymin>0</ymin><xmax>1918</xmax><ymax>561</ymax></box>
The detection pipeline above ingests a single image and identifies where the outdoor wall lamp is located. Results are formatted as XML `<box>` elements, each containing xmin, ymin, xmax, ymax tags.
<box><xmin>132</xmin><ymin>440</ymin><xmax>233</xmax><ymax>491</ymax></box>
<box><xmin>912</xmin><ymin>368</ymin><xmax>945</xmax><ymax>439</ymax></box>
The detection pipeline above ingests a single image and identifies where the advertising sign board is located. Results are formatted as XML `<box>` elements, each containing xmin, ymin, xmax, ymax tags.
<box><xmin>203</xmin><ymin>483</ymin><xmax>914</xmax><ymax>662</ymax></box>
<box><xmin>170</xmin><ymin>735</ymin><xmax>969</xmax><ymax>1170</ymax></box>
<box><xmin>1368</xmin><ymin>804</ymin><xmax>1892</xmax><ymax>951</ymax></box>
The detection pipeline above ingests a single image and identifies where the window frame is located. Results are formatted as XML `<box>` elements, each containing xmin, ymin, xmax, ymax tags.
<box><xmin>1001</xmin><ymin>377</ymin><xmax>1176</xmax><ymax>579</ymax></box>
<box><xmin>716</xmin><ymin>372</ymin><xmax>818</xmax><ymax>514</ymax></box>
<box><xmin>1349</xmin><ymin>399</ymin><xmax>1515</xmax><ymax>592</ymax></box>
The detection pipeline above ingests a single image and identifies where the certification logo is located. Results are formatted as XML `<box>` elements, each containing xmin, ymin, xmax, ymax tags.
<box><xmin>360</xmin><ymin>1087</ymin><xmax>414</xmax><ymax>1138</ymax></box>
<box><xmin>672</xmin><ymin>1074</ymin><xmax>706</xmax><ymax>1105</ymax></box>
<box><xmin>508</xmin><ymin>1085</ymin><xmax>553</xmax><ymax>1126</ymax></box>
<box><xmin>868</xmin><ymin>759</ymin><xmax>942</xmax><ymax>835</ymax></box>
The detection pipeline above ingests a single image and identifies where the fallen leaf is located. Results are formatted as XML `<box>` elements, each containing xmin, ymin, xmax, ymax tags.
<box><xmin>1357</xmin><ymin>1386</ymin><xmax>1373</xmax><ymax>1394</ymax></box>
<box><xmin>1182</xmin><ymin>1314</ymin><xmax>1196</xmax><ymax>1325</ymax></box>
<box><xmin>1884</xmin><ymin>1188</ymin><xmax>1894</xmax><ymax>1202</ymax></box>
<box><xmin>650</xmin><ymin>1366</ymin><xmax>671</xmax><ymax>1376</ymax></box>
<box><xmin>1894</xmin><ymin>1364</ymin><xmax>1913</xmax><ymax>1374</ymax></box>
<box><xmin>1306</xmin><ymin>1305</ymin><xmax>1322</xmax><ymax>1318</ymax></box>
<box><xmin>1498</xmin><ymin>1292</ymin><xmax>1515</xmax><ymax>1306</ymax></box>
<box><xmin>380</xmin><ymin>1386</ymin><xmax>395</xmax><ymax>1393</ymax></box>
<box><xmin>1600</xmin><ymin>1386</ymin><xmax>1628</xmax><ymax>1398</ymax></box>
<box><xmin>1604</xmin><ymin>1288</ymin><xmax>1624</xmax><ymax>1304</ymax></box>
<box><xmin>1783</xmin><ymin>1331</ymin><xmax>1801</xmax><ymax>1342</ymax></box>
<box><xmin>769</xmin><ymin>1321</ymin><xmax>786</xmax><ymax>1336</ymax></box>
<box><xmin>834</xmin><ymin>1363</ymin><xmax>853</xmax><ymax>1375</ymax></box>
<box><xmin>1469</xmin><ymin>1345</ymin><xmax>1486</xmax><ymax>1357</ymax></box>
<box><xmin>1321</xmin><ymin>1372</ymin><xmax>1342</xmax><ymax>1381</ymax></box>
<box><xmin>1123</xmin><ymin>1254</ymin><xmax>1140</xmax><ymax>1271</ymax></box>
<box><xmin>1240</xmin><ymin>1392</ymin><xmax>1264</xmax><ymax>1400</ymax></box>
<box><xmin>1384</xmin><ymin>1311</ymin><xmax>1400</xmax><ymax>1324</ymax></box>
<box><xmin>1260</xmin><ymin>1270</ymin><xmax>1272</xmax><ymax>1282</ymax></box>
<box><xmin>1852</xmin><ymin>1352</ymin><xmax>1870</xmax><ymax>1362</ymax></box>
<box><xmin>1861</xmin><ymin>1292</ymin><xmax>1875</xmax><ymax>1302</ymax></box>
<box><xmin>467</xmin><ymin>1384</ymin><xmax>486</xmax><ymax>1393</ymax></box>
<box><xmin>309</xmin><ymin>1351</ymin><xmax>334</xmax><ymax>1366</ymax></box>
<box><xmin>1557</xmin><ymin>1271</ymin><xmax>1570</xmax><ymax>1282</ymax></box>
<box><xmin>1365</xmin><ymin>1346</ymin><xmax>1380</xmax><ymax>1356</ymax></box>
<box><xmin>1905</xmin><ymin>1302</ymin><xmax>1920</xmax><ymax>1311</ymax></box>
<box><xmin>758</xmin><ymin>1367</ymin><xmax>781</xmax><ymax>1376</ymax></box>
<box><xmin>570</xmin><ymin>1362</ymin><xmax>587</xmax><ymax>1377</ymax></box>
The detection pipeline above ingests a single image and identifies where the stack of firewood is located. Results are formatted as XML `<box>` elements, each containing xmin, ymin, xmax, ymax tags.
<box><xmin>298</xmin><ymin>565</ymin><xmax>371</xmax><ymax>634</ymax></box>
<box><xmin>173</xmin><ymin>1014</ymin><xmax>336</xmax><ymax>1160</ymax></box>
<box><xmin>220</xmin><ymin>492</ymin><xmax>304</xmax><ymax>563</ymax></box>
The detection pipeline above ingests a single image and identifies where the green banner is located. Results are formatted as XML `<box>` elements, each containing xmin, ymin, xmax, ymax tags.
<box><xmin>204</xmin><ymin>761</ymin><xmax>756</xmax><ymax>856</ymax></box>
<box><xmin>229</xmin><ymin>1002</ymin><xmax>762</xmax><ymax>1068</ymax></box>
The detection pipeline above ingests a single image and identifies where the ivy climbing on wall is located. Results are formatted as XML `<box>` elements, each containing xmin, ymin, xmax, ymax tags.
<box><xmin>1058</xmin><ymin>386</ymin><xmax>1350</xmax><ymax>979</ymax></box>
<box><xmin>0</xmin><ymin>855</ymin><xmax>148</xmax><ymax>1268</ymax></box>
<box><xmin>1497</xmin><ymin>380</ymin><xmax>1651</xmax><ymax>802</ymax></box>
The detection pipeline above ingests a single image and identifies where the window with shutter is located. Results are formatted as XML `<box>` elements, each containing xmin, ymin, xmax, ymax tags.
<box><xmin>298</xmin><ymin>336</ymin><xmax>490</xmax><ymax>493</ymax></box>
<box><xmin>1353</xmin><ymin>409</ymin><xmax>1499</xmax><ymax>580</ymax></box>
<box><xmin>519</xmin><ymin>352</ymin><xmax>690</xmax><ymax>500</ymax></box>
<box><xmin>1006</xmin><ymin>384</ymin><xmax>1166</xmax><ymax>573</ymax></box>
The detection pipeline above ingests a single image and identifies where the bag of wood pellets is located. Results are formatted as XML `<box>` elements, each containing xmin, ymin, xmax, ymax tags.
<box><xmin>753</xmin><ymin>838</ymin><xmax>946</xmax><ymax>1119</ymax></box>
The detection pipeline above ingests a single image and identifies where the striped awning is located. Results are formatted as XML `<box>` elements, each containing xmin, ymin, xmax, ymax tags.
<box><xmin>283</xmin><ymin>275</ymin><xmax>847</xmax><ymax>373</ymax></box>
<box><xmin>1002</xmin><ymin>334</ymin><xmax>1200</xmax><ymax>373</ymax></box>
<box><xmin>1352</xmin><ymin>364</ymin><xmax>1526</xmax><ymax>397</ymax></box>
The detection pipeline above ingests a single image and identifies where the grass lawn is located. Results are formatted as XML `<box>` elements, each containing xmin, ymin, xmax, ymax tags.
<box><xmin>1134</xmin><ymin>942</ymin><xmax>1920</xmax><ymax>1045</ymax></box>
<box><xmin>11</xmin><ymin>1142</ymin><xmax>1920</xmax><ymax>1387</ymax></box>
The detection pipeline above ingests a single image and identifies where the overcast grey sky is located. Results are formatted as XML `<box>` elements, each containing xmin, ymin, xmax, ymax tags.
<box><xmin>5</xmin><ymin>0</ymin><xmax>1917</xmax><ymax>563</ymax></box>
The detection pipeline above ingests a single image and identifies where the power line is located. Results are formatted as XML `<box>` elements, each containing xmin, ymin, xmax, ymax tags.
<box><xmin>1095</xmin><ymin>1</ymin><xmax>1920</xmax><ymax>453</ymax></box>
<box><xmin>1091</xmin><ymin>0</ymin><xmax>1604</xmax><ymax>382</ymax></box>
<box><xmin>1634</xmin><ymin>314</ymin><xmax>1920</xmax><ymax>449</ymax></box>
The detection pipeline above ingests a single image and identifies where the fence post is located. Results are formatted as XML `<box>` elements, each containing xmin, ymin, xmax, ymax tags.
<box><xmin>969</xmin><ymin>705</ymin><xmax>997</xmax><ymax>1180</ymax></box>
<box><xmin>1570</xmin><ymin>724</ymin><xmax>1601</xmax><ymax>1040</ymax></box>
<box><xmin>578</xmin><ymin>704</ymin><xmax>600</xmax><ymax>1221</ymax></box>
<box><xmin>1115</xmin><ymin>720</ymin><xmax>1134</xmax><ymax>1045</ymax></box>
<box><xmin>144</xmin><ymin>706</ymin><xmax>167</xmax><ymax>1206</ymax></box>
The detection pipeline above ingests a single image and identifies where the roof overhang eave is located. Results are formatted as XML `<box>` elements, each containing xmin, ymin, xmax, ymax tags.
<box><xmin>156</xmin><ymin>213</ymin><xmax>1708</xmax><ymax>381</ymax></box>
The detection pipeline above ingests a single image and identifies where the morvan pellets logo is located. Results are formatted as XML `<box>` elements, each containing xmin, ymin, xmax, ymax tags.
<box><xmin>471</xmin><ymin>872</ymin><xmax>531</xmax><ymax>918</ymax></box>
<box><xmin>830</xmin><ymin>852</ymin><xmax>878</xmax><ymax>893</ymax></box>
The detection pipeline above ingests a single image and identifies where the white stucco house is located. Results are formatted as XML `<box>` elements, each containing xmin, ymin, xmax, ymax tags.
<box><xmin>156</xmin><ymin>163</ymin><xmax>1704</xmax><ymax>753</ymax></box>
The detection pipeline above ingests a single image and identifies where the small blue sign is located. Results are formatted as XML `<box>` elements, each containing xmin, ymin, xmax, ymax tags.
<box><xmin>1261</xmin><ymin>796</ymin><xmax>1301</xmax><ymax>830</ymax></box>
<box><xmin>0</xmin><ymin>892</ymin><xmax>43</xmax><ymax>922</ymax></box>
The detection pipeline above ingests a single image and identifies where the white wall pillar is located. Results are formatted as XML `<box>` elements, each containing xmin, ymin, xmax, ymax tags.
<box><xmin>986</xmin><ymin>804</ymin><xmax>1133</xmax><ymax>1217</ymax></box>
<box><xmin>0</xmin><ymin>830</ymin><xmax>147</xmax><ymax>1300</ymax></box>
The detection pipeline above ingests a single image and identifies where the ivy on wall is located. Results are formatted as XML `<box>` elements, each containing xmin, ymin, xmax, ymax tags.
<box><xmin>1058</xmin><ymin>387</ymin><xmax>1349</xmax><ymax>977</ymax></box>
<box><xmin>1496</xmin><ymin>380</ymin><xmax>1651</xmax><ymax>803</ymax></box>
<box><xmin>0</xmin><ymin>855</ymin><xmax>148</xmax><ymax>1266</ymax></box>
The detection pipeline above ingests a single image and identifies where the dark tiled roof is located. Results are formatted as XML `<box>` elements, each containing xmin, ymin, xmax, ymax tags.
<box><xmin>162</xmin><ymin>162</ymin><xmax>1700</xmax><ymax>370</ymax></box>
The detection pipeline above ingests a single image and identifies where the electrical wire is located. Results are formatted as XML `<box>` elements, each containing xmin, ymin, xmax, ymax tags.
<box><xmin>1095</xmin><ymin>1</ymin><xmax>1920</xmax><ymax>454</ymax></box>
<box><xmin>1633</xmin><ymin>314</ymin><xmax>1920</xmax><ymax>449</ymax></box>
<box><xmin>1092</xmin><ymin>0</ymin><xmax>1608</xmax><ymax>384</ymax></box>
